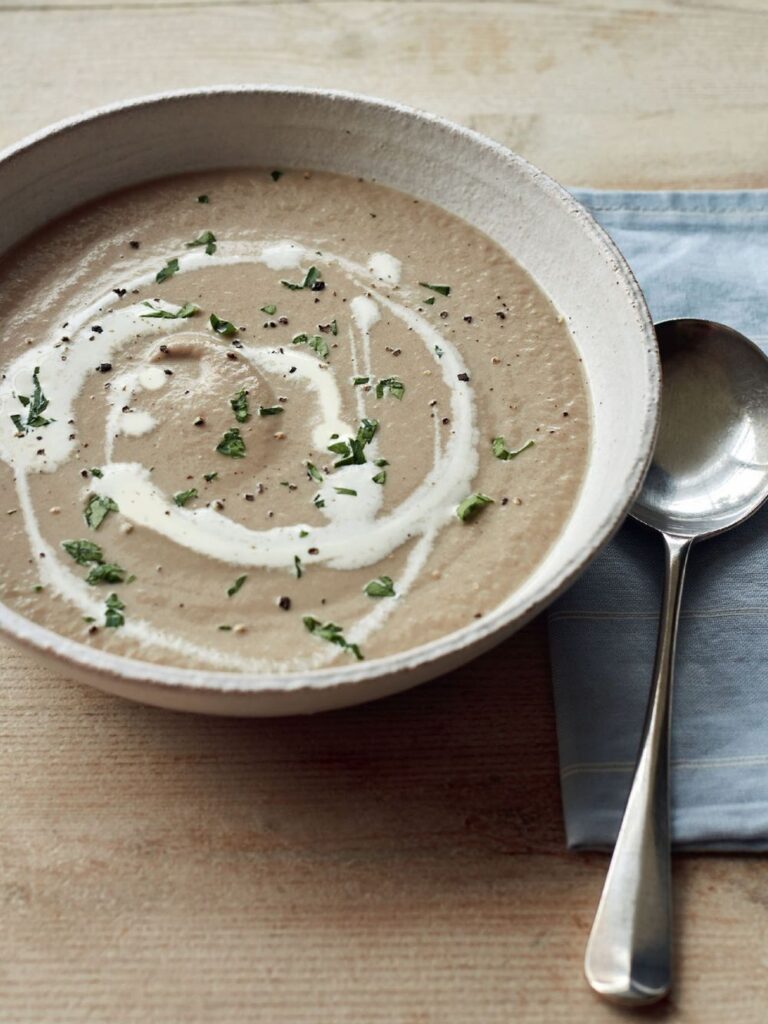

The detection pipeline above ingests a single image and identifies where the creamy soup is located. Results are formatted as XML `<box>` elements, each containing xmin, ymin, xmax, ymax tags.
<box><xmin>0</xmin><ymin>169</ymin><xmax>589</xmax><ymax>672</ymax></box>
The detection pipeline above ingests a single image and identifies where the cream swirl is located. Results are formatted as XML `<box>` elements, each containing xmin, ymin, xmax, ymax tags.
<box><xmin>0</xmin><ymin>242</ymin><xmax>478</xmax><ymax>670</ymax></box>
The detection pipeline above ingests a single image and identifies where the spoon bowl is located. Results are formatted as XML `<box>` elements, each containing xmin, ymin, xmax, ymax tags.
<box><xmin>585</xmin><ymin>318</ymin><xmax>768</xmax><ymax>1005</ymax></box>
<box><xmin>633</xmin><ymin>319</ymin><xmax>768</xmax><ymax>538</ymax></box>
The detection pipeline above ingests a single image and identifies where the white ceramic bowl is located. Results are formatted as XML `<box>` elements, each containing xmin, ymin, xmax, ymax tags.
<box><xmin>0</xmin><ymin>87</ymin><xmax>659</xmax><ymax>715</ymax></box>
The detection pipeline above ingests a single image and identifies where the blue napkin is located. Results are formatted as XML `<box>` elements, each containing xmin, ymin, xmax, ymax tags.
<box><xmin>550</xmin><ymin>189</ymin><xmax>768</xmax><ymax>851</ymax></box>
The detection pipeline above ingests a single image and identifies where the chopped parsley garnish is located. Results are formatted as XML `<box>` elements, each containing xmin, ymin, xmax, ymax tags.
<box><xmin>259</xmin><ymin>405</ymin><xmax>283</xmax><ymax>416</ymax></box>
<box><xmin>303</xmin><ymin>616</ymin><xmax>363</xmax><ymax>661</ymax></box>
<box><xmin>230</xmin><ymin>388</ymin><xmax>250</xmax><ymax>423</ymax></box>
<box><xmin>374</xmin><ymin>458</ymin><xmax>389</xmax><ymax>467</ymax></box>
<box><xmin>292</xmin><ymin>333</ymin><xmax>330</xmax><ymax>360</ymax></box>
<box><xmin>203</xmin><ymin>471</ymin><xmax>218</xmax><ymax>482</ymax></box>
<box><xmin>86</xmin><ymin>562</ymin><xmax>128</xmax><ymax>586</ymax></box>
<box><xmin>141</xmin><ymin>301</ymin><xmax>197</xmax><ymax>319</ymax></box>
<box><xmin>197</xmin><ymin>194</ymin><xmax>209</xmax><ymax>203</ymax></box>
<box><xmin>491</xmin><ymin>437</ymin><xmax>535</xmax><ymax>460</ymax></box>
<box><xmin>372</xmin><ymin>470</ymin><xmax>387</xmax><ymax>485</ymax></box>
<box><xmin>12</xmin><ymin>366</ymin><xmax>52</xmax><ymax>433</ymax></box>
<box><xmin>227</xmin><ymin>574</ymin><xmax>247</xmax><ymax>597</ymax></box>
<box><xmin>375</xmin><ymin>377</ymin><xmax>405</xmax><ymax>400</ymax></box>
<box><xmin>306</xmin><ymin>462</ymin><xmax>323</xmax><ymax>483</ymax></box>
<box><xmin>423</xmin><ymin>297</ymin><xmax>435</xmax><ymax>306</ymax></box>
<box><xmin>353</xmin><ymin>376</ymin><xmax>370</xmax><ymax>386</ymax></box>
<box><xmin>218</xmin><ymin>624</ymin><xmax>232</xmax><ymax>631</ymax></box>
<box><xmin>456</xmin><ymin>492</ymin><xmax>494</xmax><ymax>522</ymax></box>
<box><xmin>84</xmin><ymin>494</ymin><xmax>119</xmax><ymax>530</ymax></box>
<box><xmin>210</xmin><ymin>312</ymin><xmax>237</xmax><ymax>336</ymax></box>
<box><xmin>334</xmin><ymin>487</ymin><xmax>357</xmax><ymax>496</ymax></box>
<box><xmin>173</xmin><ymin>488</ymin><xmax>198</xmax><ymax>507</ymax></box>
<box><xmin>270</xmin><ymin>170</ymin><xmax>283</xmax><ymax>182</ymax></box>
<box><xmin>419</xmin><ymin>282</ymin><xmax>451</xmax><ymax>296</ymax></box>
<box><xmin>327</xmin><ymin>319</ymin><xmax>339</xmax><ymax>336</ymax></box>
<box><xmin>260</xmin><ymin>304</ymin><xmax>277</xmax><ymax>315</ymax></box>
<box><xmin>90</xmin><ymin>467</ymin><xmax>104</xmax><ymax>478</ymax></box>
<box><xmin>216</xmin><ymin>428</ymin><xmax>246</xmax><ymax>458</ymax></box>
<box><xmin>155</xmin><ymin>258</ymin><xmax>180</xmax><ymax>283</ymax></box>
<box><xmin>313</xmin><ymin>493</ymin><xmax>325</xmax><ymax>509</ymax></box>
<box><xmin>434</xmin><ymin>345</ymin><xmax>444</xmax><ymax>358</ymax></box>
<box><xmin>104</xmin><ymin>592</ymin><xmax>125</xmax><ymax>628</ymax></box>
<box><xmin>282</xmin><ymin>266</ymin><xmax>322</xmax><ymax>291</ymax></box>
<box><xmin>294</xmin><ymin>555</ymin><xmax>303</xmax><ymax>578</ymax></box>
<box><xmin>328</xmin><ymin>418</ymin><xmax>378</xmax><ymax>468</ymax></box>
<box><xmin>364</xmin><ymin>575</ymin><xmax>395</xmax><ymax>598</ymax></box>
<box><xmin>62</xmin><ymin>539</ymin><xmax>104</xmax><ymax>565</ymax></box>
<box><xmin>186</xmin><ymin>230</ymin><xmax>217</xmax><ymax>255</ymax></box>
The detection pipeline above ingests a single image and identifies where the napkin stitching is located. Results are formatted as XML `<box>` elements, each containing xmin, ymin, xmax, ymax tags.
<box><xmin>585</xmin><ymin>206</ymin><xmax>768</xmax><ymax>216</ymax></box>
<box><xmin>550</xmin><ymin>608</ymin><xmax>768</xmax><ymax>621</ymax></box>
<box><xmin>561</xmin><ymin>753</ymin><xmax>768</xmax><ymax>780</ymax></box>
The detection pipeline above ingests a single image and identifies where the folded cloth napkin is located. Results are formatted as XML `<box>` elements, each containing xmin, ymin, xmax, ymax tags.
<box><xmin>549</xmin><ymin>189</ymin><xmax>768</xmax><ymax>851</ymax></box>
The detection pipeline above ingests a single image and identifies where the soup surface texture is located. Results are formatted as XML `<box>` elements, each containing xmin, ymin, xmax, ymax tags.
<box><xmin>0</xmin><ymin>169</ymin><xmax>589</xmax><ymax>672</ymax></box>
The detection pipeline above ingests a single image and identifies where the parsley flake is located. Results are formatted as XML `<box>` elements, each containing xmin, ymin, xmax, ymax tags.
<box><xmin>84</xmin><ymin>494</ymin><xmax>118</xmax><ymax>530</ymax></box>
<box><xmin>372</xmin><ymin>470</ymin><xmax>387</xmax><ymax>485</ymax></box>
<box><xmin>227</xmin><ymin>574</ymin><xmax>247</xmax><ymax>597</ymax></box>
<box><xmin>270</xmin><ymin>170</ymin><xmax>283</xmax><ymax>182</ymax></box>
<box><xmin>197</xmin><ymin>194</ymin><xmax>210</xmax><ymax>204</ymax></box>
<box><xmin>328</xmin><ymin>419</ymin><xmax>378</xmax><ymax>468</ymax></box>
<box><xmin>155</xmin><ymin>258</ymin><xmax>180</xmax><ymax>284</ymax></box>
<box><xmin>491</xmin><ymin>437</ymin><xmax>535</xmax><ymax>461</ymax></box>
<box><xmin>260</xmin><ymin>304</ymin><xmax>277</xmax><ymax>315</ymax></box>
<box><xmin>230</xmin><ymin>388</ymin><xmax>250</xmax><ymax>423</ymax></box>
<box><xmin>173</xmin><ymin>488</ymin><xmax>198</xmax><ymax>507</ymax></box>
<box><xmin>364</xmin><ymin>575</ymin><xmax>395</xmax><ymax>598</ymax></box>
<box><xmin>203</xmin><ymin>471</ymin><xmax>218</xmax><ymax>482</ymax></box>
<box><xmin>12</xmin><ymin>366</ymin><xmax>52</xmax><ymax>433</ymax></box>
<box><xmin>306</xmin><ymin>462</ymin><xmax>323</xmax><ymax>483</ymax></box>
<box><xmin>259</xmin><ymin>405</ymin><xmax>283</xmax><ymax>416</ymax></box>
<box><xmin>456</xmin><ymin>492</ymin><xmax>494</xmax><ymax>522</ymax></box>
<box><xmin>294</xmin><ymin>555</ymin><xmax>303</xmax><ymax>578</ymax></box>
<box><xmin>353</xmin><ymin>376</ymin><xmax>370</xmax><ymax>386</ymax></box>
<box><xmin>375</xmin><ymin>377</ymin><xmax>405</xmax><ymax>401</ymax></box>
<box><xmin>141</xmin><ymin>301</ymin><xmax>197</xmax><ymax>319</ymax></box>
<box><xmin>210</xmin><ymin>313</ymin><xmax>238</xmax><ymax>336</ymax></box>
<box><xmin>292</xmin><ymin>333</ymin><xmax>330</xmax><ymax>360</ymax></box>
<box><xmin>282</xmin><ymin>266</ymin><xmax>322</xmax><ymax>291</ymax></box>
<box><xmin>216</xmin><ymin>428</ymin><xmax>246</xmax><ymax>459</ymax></box>
<box><xmin>62</xmin><ymin>539</ymin><xmax>104</xmax><ymax>566</ymax></box>
<box><xmin>104</xmin><ymin>592</ymin><xmax>125</xmax><ymax>628</ymax></box>
<box><xmin>90</xmin><ymin>467</ymin><xmax>104</xmax><ymax>478</ymax></box>
<box><xmin>186</xmin><ymin>230</ymin><xmax>217</xmax><ymax>256</ymax></box>
<box><xmin>334</xmin><ymin>487</ymin><xmax>357</xmax><ymax>496</ymax></box>
<box><xmin>303</xmin><ymin>616</ymin><xmax>363</xmax><ymax>661</ymax></box>
<box><xmin>419</xmin><ymin>282</ymin><xmax>451</xmax><ymax>296</ymax></box>
<box><xmin>86</xmin><ymin>562</ymin><xmax>128</xmax><ymax>586</ymax></box>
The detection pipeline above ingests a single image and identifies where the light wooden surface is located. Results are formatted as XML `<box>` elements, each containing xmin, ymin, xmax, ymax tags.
<box><xmin>2</xmin><ymin>2</ymin><xmax>768</xmax><ymax>1021</ymax></box>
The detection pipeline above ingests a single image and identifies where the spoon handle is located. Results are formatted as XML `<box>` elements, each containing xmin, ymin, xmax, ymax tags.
<box><xmin>584</xmin><ymin>531</ymin><xmax>692</xmax><ymax>1005</ymax></box>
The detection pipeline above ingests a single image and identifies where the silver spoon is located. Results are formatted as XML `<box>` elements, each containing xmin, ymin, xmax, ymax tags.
<box><xmin>584</xmin><ymin>318</ymin><xmax>768</xmax><ymax>1005</ymax></box>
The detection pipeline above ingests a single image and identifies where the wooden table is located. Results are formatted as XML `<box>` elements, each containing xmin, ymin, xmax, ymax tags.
<box><xmin>2</xmin><ymin>2</ymin><xmax>767</xmax><ymax>1020</ymax></box>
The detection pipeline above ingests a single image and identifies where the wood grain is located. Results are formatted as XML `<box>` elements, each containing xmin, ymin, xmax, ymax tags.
<box><xmin>2</xmin><ymin>1</ymin><xmax>768</xmax><ymax>1021</ymax></box>
<box><xmin>2</xmin><ymin>1</ymin><xmax>768</xmax><ymax>187</ymax></box>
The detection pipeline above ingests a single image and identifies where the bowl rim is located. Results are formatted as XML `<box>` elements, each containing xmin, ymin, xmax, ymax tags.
<box><xmin>0</xmin><ymin>84</ymin><xmax>660</xmax><ymax>700</ymax></box>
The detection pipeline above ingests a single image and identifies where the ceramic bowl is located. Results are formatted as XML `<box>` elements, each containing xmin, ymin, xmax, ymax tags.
<box><xmin>0</xmin><ymin>87</ymin><xmax>659</xmax><ymax>715</ymax></box>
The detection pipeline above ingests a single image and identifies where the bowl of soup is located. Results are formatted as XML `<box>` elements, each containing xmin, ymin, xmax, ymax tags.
<box><xmin>0</xmin><ymin>87</ymin><xmax>659</xmax><ymax>714</ymax></box>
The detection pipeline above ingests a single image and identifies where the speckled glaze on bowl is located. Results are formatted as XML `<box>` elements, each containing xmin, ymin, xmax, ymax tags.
<box><xmin>0</xmin><ymin>87</ymin><xmax>659</xmax><ymax>715</ymax></box>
